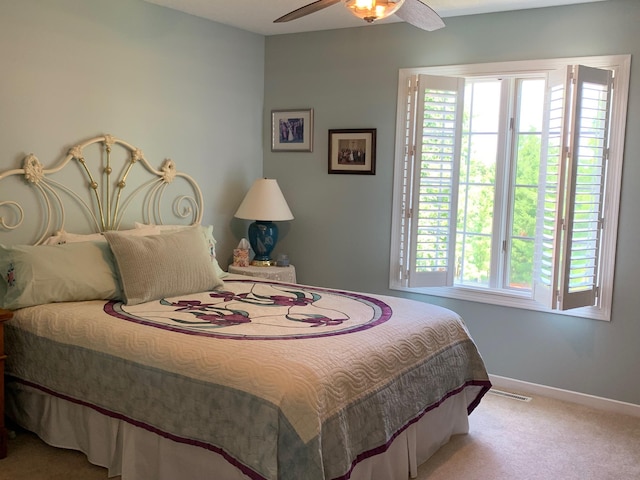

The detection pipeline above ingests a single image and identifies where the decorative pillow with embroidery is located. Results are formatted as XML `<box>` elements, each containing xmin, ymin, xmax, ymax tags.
<box><xmin>0</xmin><ymin>241</ymin><xmax>122</xmax><ymax>310</ymax></box>
<box><xmin>105</xmin><ymin>226</ymin><xmax>224</xmax><ymax>306</ymax></box>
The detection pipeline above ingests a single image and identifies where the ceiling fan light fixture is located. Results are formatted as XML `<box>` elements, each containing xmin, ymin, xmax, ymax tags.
<box><xmin>345</xmin><ymin>0</ymin><xmax>405</xmax><ymax>23</ymax></box>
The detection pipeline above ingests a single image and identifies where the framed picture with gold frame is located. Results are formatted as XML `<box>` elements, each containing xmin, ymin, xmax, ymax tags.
<box><xmin>328</xmin><ymin>128</ymin><xmax>376</xmax><ymax>175</ymax></box>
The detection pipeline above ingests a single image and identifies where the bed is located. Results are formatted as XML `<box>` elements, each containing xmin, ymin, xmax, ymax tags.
<box><xmin>0</xmin><ymin>135</ymin><xmax>490</xmax><ymax>480</ymax></box>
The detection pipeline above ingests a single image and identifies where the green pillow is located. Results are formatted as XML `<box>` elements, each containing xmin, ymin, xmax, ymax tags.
<box><xmin>0</xmin><ymin>241</ymin><xmax>122</xmax><ymax>310</ymax></box>
<box><xmin>134</xmin><ymin>222</ymin><xmax>228</xmax><ymax>278</ymax></box>
<box><xmin>104</xmin><ymin>226</ymin><xmax>224</xmax><ymax>306</ymax></box>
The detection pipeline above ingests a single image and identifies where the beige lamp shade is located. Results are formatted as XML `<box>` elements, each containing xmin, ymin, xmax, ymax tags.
<box><xmin>234</xmin><ymin>178</ymin><xmax>294</xmax><ymax>221</ymax></box>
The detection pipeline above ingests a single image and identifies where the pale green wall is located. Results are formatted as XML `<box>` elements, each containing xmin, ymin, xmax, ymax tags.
<box><xmin>0</xmin><ymin>0</ymin><xmax>265</xmax><ymax>260</ymax></box>
<box><xmin>264</xmin><ymin>0</ymin><xmax>640</xmax><ymax>404</ymax></box>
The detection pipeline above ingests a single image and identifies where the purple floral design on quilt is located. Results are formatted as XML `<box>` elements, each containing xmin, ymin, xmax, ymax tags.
<box><xmin>171</xmin><ymin>300</ymin><xmax>251</xmax><ymax>327</ymax></box>
<box><xmin>104</xmin><ymin>280</ymin><xmax>392</xmax><ymax>340</ymax></box>
<box><xmin>161</xmin><ymin>299</ymin><xmax>247</xmax><ymax>327</ymax></box>
<box><xmin>169</xmin><ymin>284</ymin><xmax>344</xmax><ymax>328</ymax></box>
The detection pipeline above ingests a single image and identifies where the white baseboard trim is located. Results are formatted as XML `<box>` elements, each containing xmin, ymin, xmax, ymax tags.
<box><xmin>488</xmin><ymin>374</ymin><xmax>640</xmax><ymax>418</ymax></box>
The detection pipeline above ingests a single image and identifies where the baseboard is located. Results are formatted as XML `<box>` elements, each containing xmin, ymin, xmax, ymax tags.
<box><xmin>488</xmin><ymin>374</ymin><xmax>640</xmax><ymax>418</ymax></box>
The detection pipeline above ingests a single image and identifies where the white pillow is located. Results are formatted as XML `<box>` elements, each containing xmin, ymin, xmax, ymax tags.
<box><xmin>43</xmin><ymin>225</ymin><xmax>161</xmax><ymax>245</ymax></box>
<box><xmin>104</xmin><ymin>226</ymin><xmax>224</xmax><ymax>306</ymax></box>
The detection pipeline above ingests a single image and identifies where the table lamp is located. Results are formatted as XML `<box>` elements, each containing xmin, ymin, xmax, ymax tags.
<box><xmin>234</xmin><ymin>178</ymin><xmax>294</xmax><ymax>266</ymax></box>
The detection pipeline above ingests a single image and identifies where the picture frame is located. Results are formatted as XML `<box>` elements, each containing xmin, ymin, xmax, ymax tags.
<box><xmin>271</xmin><ymin>108</ymin><xmax>314</xmax><ymax>152</ymax></box>
<box><xmin>328</xmin><ymin>128</ymin><xmax>376</xmax><ymax>175</ymax></box>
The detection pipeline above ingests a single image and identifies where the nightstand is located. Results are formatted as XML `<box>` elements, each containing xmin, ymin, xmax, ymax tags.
<box><xmin>0</xmin><ymin>308</ymin><xmax>13</xmax><ymax>459</ymax></box>
<box><xmin>228</xmin><ymin>264</ymin><xmax>297</xmax><ymax>284</ymax></box>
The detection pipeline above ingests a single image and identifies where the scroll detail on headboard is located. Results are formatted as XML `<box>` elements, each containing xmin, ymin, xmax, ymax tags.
<box><xmin>0</xmin><ymin>134</ymin><xmax>203</xmax><ymax>245</ymax></box>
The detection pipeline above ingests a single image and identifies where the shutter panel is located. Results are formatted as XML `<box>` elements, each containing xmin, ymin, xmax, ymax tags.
<box><xmin>534</xmin><ymin>68</ymin><xmax>570</xmax><ymax>307</ymax></box>
<box><xmin>534</xmin><ymin>65</ymin><xmax>612</xmax><ymax>310</ymax></box>
<box><xmin>397</xmin><ymin>75</ymin><xmax>420</xmax><ymax>285</ymax></box>
<box><xmin>559</xmin><ymin>65</ymin><xmax>612</xmax><ymax>310</ymax></box>
<box><xmin>408</xmin><ymin>74</ymin><xmax>464</xmax><ymax>287</ymax></box>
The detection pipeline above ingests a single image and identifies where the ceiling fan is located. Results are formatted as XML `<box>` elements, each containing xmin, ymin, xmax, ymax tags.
<box><xmin>274</xmin><ymin>0</ymin><xmax>445</xmax><ymax>32</ymax></box>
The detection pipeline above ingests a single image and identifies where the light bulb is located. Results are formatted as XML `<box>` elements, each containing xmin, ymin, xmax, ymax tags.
<box><xmin>345</xmin><ymin>0</ymin><xmax>405</xmax><ymax>23</ymax></box>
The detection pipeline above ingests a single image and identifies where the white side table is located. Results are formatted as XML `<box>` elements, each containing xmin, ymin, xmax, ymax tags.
<box><xmin>228</xmin><ymin>264</ymin><xmax>297</xmax><ymax>283</ymax></box>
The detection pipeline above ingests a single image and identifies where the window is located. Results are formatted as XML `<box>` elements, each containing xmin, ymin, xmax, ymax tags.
<box><xmin>389</xmin><ymin>55</ymin><xmax>630</xmax><ymax>321</ymax></box>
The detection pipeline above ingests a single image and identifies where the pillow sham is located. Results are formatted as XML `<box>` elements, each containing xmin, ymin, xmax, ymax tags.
<box><xmin>43</xmin><ymin>225</ymin><xmax>161</xmax><ymax>245</ymax></box>
<box><xmin>0</xmin><ymin>241</ymin><xmax>121</xmax><ymax>310</ymax></box>
<box><xmin>134</xmin><ymin>222</ymin><xmax>228</xmax><ymax>278</ymax></box>
<box><xmin>104</xmin><ymin>226</ymin><xmax>224</xmax><ymax>306</ymax></box>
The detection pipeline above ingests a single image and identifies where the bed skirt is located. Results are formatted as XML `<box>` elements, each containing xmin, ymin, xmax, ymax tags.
<box><xmin>6</xmin><ymin>382</ymin><xmax>480</xmax><ymax>480</ymax></box>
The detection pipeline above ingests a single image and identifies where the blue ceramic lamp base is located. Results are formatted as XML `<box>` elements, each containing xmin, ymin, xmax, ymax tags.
<box><xmin>248</xmin><ymin>220</ymin><xmax>278</xmax><ymax>266</ymax></box>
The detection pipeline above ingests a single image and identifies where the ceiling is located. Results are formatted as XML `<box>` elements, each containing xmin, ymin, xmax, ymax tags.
<box><xmin>142</xmin><ymin>0</ymin><xmax>606</xmax><ymax>36</ymax></box>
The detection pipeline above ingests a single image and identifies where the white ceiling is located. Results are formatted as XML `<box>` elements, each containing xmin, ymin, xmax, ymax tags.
<box><xmin>142</xmin><ymin>0</ymin><xmax>606</xmax><ymax>36</ymax></box>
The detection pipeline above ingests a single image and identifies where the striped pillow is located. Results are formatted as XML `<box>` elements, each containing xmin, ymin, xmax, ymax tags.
<box><xmin>104</xmin><ymin>226</ymin><xmax>224</xmax><ymax>306</ymax></box>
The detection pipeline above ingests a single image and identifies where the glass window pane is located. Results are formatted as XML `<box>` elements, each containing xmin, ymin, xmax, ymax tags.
<box><xmin>512</xmin><ymin>186</ymin><xmax>538</xmax><ymax>238</ymax></box>
<box><xmin>507</xmin><ymin>78</ymin><xmax>545</xmax><ymax>292</ymax></box>
<box><xmin>463</xmin><ymin>185</ymin><xmax>495</xmax><ymax>235</ymax></box>
<box><xmin>455</xmin><ymin>233</ymin><xmax>491</xmax><ymax>286</ymax></box>
<box><xmin>515</xmin><ymin>134</ymin><xmax>541</xmax><ymax>186</ymax></box>
<box><xmin>468</xmin><ymin>81</ymin><xmax>502</xmax><ymax>132</ymax></box>
<box><xmin>468</xmin><ymin>134</ymin><xmax>497</xmax><ymax>184</ymax></box>
<box><xmin>509</xmin><ymin>238</ymin><xmax>535</xmax><ymax>290</ymax></box>
<box><xmin>456</xmin><ymin>79</ymin><xmax>501</xmax><ymax>288</ymax></box>
<box><xmin>518</xmin><ymin>79</ymin><xmax>545</xmax><ymax>132</ymax></box>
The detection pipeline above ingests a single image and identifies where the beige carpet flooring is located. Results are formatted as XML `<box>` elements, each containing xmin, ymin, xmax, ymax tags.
<box><xmin>1</xmin><ymin>390</ymin><xmax>639</xmax><ymax>480</ymax></box>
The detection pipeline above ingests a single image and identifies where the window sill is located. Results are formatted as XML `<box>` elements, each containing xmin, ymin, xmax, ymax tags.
<box><xmin>389</xmin><ymin>282</ymin><xmax>610</xmax><ymax>321</ymax></box>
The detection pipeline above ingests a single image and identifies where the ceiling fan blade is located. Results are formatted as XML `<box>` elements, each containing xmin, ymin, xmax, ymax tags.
<box><xmin>274</xmin><ymin>0</ymin><xmax>343</xmax><ymax>23</ymax></box>
<box><xmin>395</xmin><ymin>0</ymin><xmax>445</xmax><ymax>31</ymax></box>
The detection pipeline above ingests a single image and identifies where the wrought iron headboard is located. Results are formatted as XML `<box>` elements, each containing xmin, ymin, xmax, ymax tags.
<box><xmin>0</xmin><ymin>134</ymin><xmax>203</xmax><ymax>245</ymax></box>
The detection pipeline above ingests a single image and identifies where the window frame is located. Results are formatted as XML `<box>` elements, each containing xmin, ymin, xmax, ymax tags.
<box><xmin>389</xmin><ymin>55</ymin><xmax>631</xmax><ymax>321</ymax></box>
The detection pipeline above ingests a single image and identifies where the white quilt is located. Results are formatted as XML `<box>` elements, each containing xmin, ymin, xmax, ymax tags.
<box><xmin>6</xmin><ymin>277</ymin><xmax>490</xmax><ymax>480</ymax></box>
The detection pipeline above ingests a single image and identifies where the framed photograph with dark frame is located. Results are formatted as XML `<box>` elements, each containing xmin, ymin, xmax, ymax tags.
<box><xmin>328</xmin><ymin>128</ymin><xmax>376</xmax><ymax>175</ymax></box>
<box><xmin>271</xmin><ymin>108</ymin><xmax>314</xmax><ymax>152</ymax></box>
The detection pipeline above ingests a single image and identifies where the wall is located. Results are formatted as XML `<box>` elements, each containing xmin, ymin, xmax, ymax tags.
<box><xmin>264</xmin><ymin>0</ymin><xmax>640</xmax><ymax>405</ymax></box>
<box><xmin>0</xmin><ymin>0</ymin><xmax>265</xmax><ymax>260</ymax></box>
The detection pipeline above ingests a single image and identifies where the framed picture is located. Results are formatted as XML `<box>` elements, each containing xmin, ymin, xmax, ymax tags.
<box><xmin>271</xmin><ymin>108</ymin><xmax>313</xmax><ymax>152</ymax></box>
<box><xmin>328</xmin><ymin>128</ymin><xmax>376</xmax><ymax>175</ymax></box>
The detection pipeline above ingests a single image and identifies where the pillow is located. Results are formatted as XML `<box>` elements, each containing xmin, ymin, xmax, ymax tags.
<box><xmin>42</xmin><ymin>225</ymin><xmax>161</xmax><ymax>245</ymax></box>
<box><xmin>134</xmin><ymin>222</ymin><xmax>228</xmax><ymax>278</ymax></box>
<box><xmin>104</xmin><ymin>226</ymin><xmax>224</xmax><ymax>306</ymax></box>
<box><xmin>0</xmin><ymin>241</ymin><xmax>122</xmax><ymax>310</ymax></box>
<box><xmin>43</xmin><ymin>231</ymin><xmax>105</xmax><ymax>245</ymax></box>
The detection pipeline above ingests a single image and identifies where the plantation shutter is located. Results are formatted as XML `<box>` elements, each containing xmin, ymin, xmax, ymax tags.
<box><xmin>396</xmin><ymin>75</ymin><xmax>420</xmax><ymax>286</ymax></box>
<box><xmin>405</xmin><ymin>74</ymin><xmax>464</xmax><ymax>287</ymax></box>
<box><xmin>533</xmin><ymin>68</ymin><xmax>570</xmax><ymax>308</ymax></box>
<box><xmin>534</xmin><ymin>65</ymin><xmax>612</xmax><ymax>310</ymax></box>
